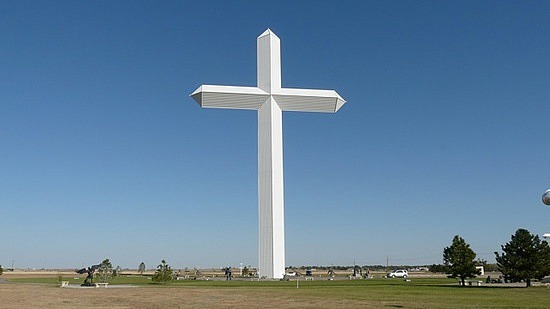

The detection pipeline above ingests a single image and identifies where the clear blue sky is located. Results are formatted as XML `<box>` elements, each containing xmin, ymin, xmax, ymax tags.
<box><xmin>1</xmin><ymin>0</ymin><xmax>549</xmax><ymax>270</ymax></box>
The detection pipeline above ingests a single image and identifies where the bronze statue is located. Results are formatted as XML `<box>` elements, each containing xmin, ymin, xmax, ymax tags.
<box><xmin>76</xmin><ymin>264</ymin><xmax>100</xmax><ymax>286</ymax></box>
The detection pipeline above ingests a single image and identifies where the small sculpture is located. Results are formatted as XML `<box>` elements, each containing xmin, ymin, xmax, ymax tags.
<box><xmin>223</xmin><ymin>267</ymin><xmax>232</xmax><ymax>281</ymax></box>
<box><xmin>76</xmin><ymin>264</ymin><xmax>100</xmax><ymax>286</ymax></box>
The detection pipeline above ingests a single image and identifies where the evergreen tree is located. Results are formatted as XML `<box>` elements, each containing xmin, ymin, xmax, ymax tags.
<box><xmin>443</xmin><ymin>235</ymin><xmax>480</xmax><ymax>286</ymax></box>
<box><xmin>495</xmin><ymin>228</ymin><xmax>550</xmax><ymax>287</ymax></box>
<box><xmin>96</xmin><ymin>259</ymin><xmax>113</xmax><ymax>282</ymax></box>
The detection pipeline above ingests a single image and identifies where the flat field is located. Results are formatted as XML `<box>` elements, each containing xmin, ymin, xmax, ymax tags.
<box><xmin>2</xmin><ymin>273</ymin><xmax>550</xmax><ymax>308</ymax></box>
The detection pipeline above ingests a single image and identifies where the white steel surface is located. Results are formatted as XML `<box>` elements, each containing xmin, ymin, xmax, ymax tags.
<box><xmin>190</xmin><ymin>29</ymin><xmax>346</xmax><ymax>279</ymax></box>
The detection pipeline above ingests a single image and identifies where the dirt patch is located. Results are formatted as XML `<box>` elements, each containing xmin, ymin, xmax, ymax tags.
<box><xmin>0</xmin><ymin>283</ymin><xmax>373</xmax><ymax>308</ymax></box>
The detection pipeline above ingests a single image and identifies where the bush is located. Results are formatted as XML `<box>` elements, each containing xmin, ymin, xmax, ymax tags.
<box><xmin>152</xmin><ymin>260</ymin><xmax>173</xmax><ymax>283</ymax></box>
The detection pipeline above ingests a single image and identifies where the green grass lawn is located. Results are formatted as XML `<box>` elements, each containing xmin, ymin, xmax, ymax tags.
<box><xmin>8</xmin><ymin>276</ymin><xmax>550</xmax><ymax>308</ymax></box>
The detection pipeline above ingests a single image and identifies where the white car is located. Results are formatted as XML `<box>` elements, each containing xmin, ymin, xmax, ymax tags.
<box><xmin>387</xmin><ymin>270</ymin><xmax>408</xmax><ymax>278</ymax></box>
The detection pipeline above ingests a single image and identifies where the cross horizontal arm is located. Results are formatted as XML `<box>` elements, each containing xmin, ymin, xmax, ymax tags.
<box><xmin>272</xmin><ymin>88</ymin><xmax>346</xmax><ymax>113</ymax></box>
<box><xmin>191</xmin><ymin>85</ymin><xmax>269</xmax><ymax>110</ymax></box>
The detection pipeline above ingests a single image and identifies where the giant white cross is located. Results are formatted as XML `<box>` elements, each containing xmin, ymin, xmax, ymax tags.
<box><xmin>190</xmin><ymin>29</ymin><xmax>346</xmax><ymax>279</ymax></box>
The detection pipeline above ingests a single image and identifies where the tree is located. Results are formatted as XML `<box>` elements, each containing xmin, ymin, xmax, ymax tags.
<box><xmin>495</xmin><ymin>228</ymin><xmax>550</xmax><ymax>287</ymax></box>
<box><xmin>138</xmin><ymin>262</ymin><xmax>146</xmax><ymax>275</ymax></box>
<box><xmin>96</xmin><ymin>259</ymin><xmax>113</xmax><ymax>282</ymax></box>
<box><xmin>443</xmin><ymin>235</ymin><xmax>480</xmax><ymax>286</ymax></box>
<box><xmin>429</xmin><ymin>264</ymin><xmax>449</xmax><ymax>273</ymax></box>
<box><xmin>152</xmin><ymin>259</ymin><xmax>173</xmax><ymax>283</ymax></box>
<box><xmin>0</xmin><ymin>265</ymin><xmax>3</xmax><ymax>276</ymax></box>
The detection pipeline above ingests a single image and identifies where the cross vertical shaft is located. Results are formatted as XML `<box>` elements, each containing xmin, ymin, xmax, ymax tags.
<box><xmin>257</xmin><ymin>30</ymin><xmax>285</xmax><ymax>279</ymax></box>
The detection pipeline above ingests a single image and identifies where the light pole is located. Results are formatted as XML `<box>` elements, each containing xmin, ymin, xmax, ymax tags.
<box><xmin>543</xmin><ymin>189</ymin><xmax>550</xmax><ymax>239</ymax></box>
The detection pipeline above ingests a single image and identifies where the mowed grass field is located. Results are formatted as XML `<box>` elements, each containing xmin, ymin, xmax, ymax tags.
<box><xmin>3</xmin><ymin>276</ymin><xmax>550</xmax><ymax>308</ymax></box>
